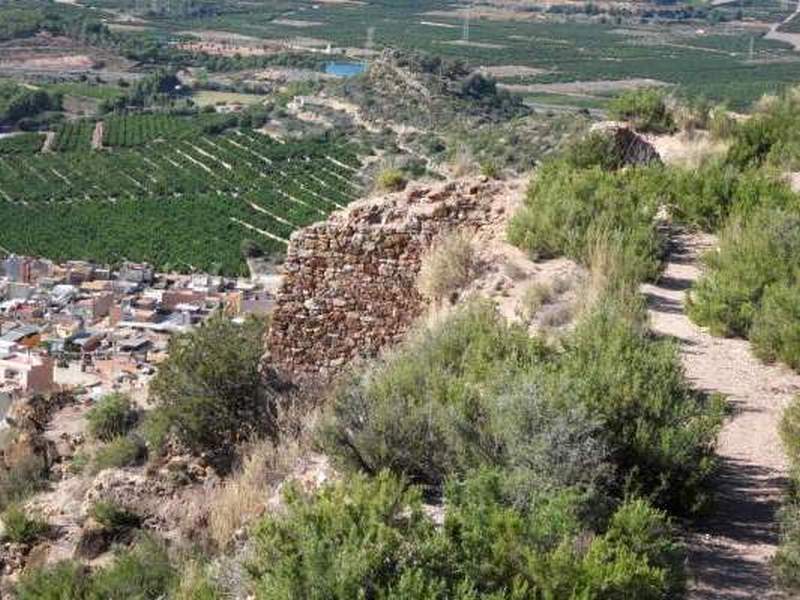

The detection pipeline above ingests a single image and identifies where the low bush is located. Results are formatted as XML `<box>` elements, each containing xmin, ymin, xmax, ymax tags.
<box><xmin>317</xmin><ymin>301</ymin><xmax>547</xmax><ymax>490</ymax></box>
<box><xmin>671</xmin><ymin>162</ymin><xmax>797</xmax><ymax>231</ymax></box>
<box><xmin>14</xmin><ymin>537</ymin><xmax>201</xmax><ymax>600</ymax></box>
<box><xmin>776</xmin><ymin>396</ymin><xmax>800</xmax><ymax>591</ymax></box>
<box><xmin>608</xmin><ymin>88</ymin><xmax>675</xmax><ymax>134</ymax></box>
<box><xmin>375</xmin><ymin>167</ymin><xmax>406</xmax><ymax>191</ymax></box>
<box><xmin>751</xmin><ymin>281</ymin><xmax>800</xmax><ymax>371</ymax></box>
<box><xmin>1</xmin><ymin>505</ymin><xmax>48</xmax><ymax>544</ymax></box>
<box><xmin>93</xmin><ymin>435</ymin><xmax>146</xmax><ymax>472</ymax></box>
<box><xmin>90</xmin><ymin>500</ymin><xmax>141</xmax><ymax>530</ymax></box>
<box><xmin>149</xmin><ymin>315</ymin><xmax>276</xmax><ymax>458</ymax></box>
<box><xmin>563</xmin><ymin>129</ymin><xmax>624</xmax><ymax>170</ymax></box>
<box><xmin>416</xmin><ymin>231</ymin><xmax>477</xmax><ymax>302</ymax></box>
<box><xmin>249</xmin><ymin>469</ymin><xmax>684</xmax><ymax>599</ymax></box>
<box><xmin>321</xmin><ymin>297</ymin><xmax>722</xmax><ymax>514</ymax></box>
<box><xmin>507</xmin><ymin>161</ymin><xmax>666</xmax><ymax>283</ymax></box>
<box><xmin>554</xmin><ymin>301</ymin><xmax>725</xmax><ymax>514</ymax></box>
<box><xmin>775</xmin><ymin>500</ymin><xmax>800</xmax><ymax>591</ymax></box>
<box><xmin>781</xmin><ymin>396</ymin><xmax>800</xmax><ymax>468</ymax></box>
<box><xmin>86</xmin><ymin>393</ymin><xmax>138</xmax><ymax>442</ymax></box>
<box><xmin>725</xmin><ymin>86</ymin><xmax>800</xmax><ymax>170</ymax></box>
<box><xmin>89</xmin><ymin>536</ymin><xmax>176</xmax><ymax>599</ymax></box>
<box><xmin>15</xmin><ymin>560</ymin><xmax>89</xmax><ymax>600</ymax></box>
<box><xmin>688</xmin><ymin>208</ymin><xmax>800</xmax><ymax>338</ymax></box>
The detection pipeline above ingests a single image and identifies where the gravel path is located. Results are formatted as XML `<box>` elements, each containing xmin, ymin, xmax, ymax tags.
<box><xmin>642</xmin><ymin>231</ymin><xmax>800</xmax><ymax>599</ymax></box>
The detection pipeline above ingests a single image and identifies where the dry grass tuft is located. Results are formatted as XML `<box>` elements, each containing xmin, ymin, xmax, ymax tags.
<box><xmin>208</xmin><ymin>436</ymin><xmax>304</xmax><ymax>550</ymax></box>
<box><xmin>450</xmin><ymin>143</ymin><xmax>479</xmax><ymax>177</ymax></box>
<box><xmin>518</xmin><ymin>282</ymin><xmax>555</xmax><ymax>321</ymax></box>
<box><xmin>417</xmin><ymin>231</ymin><xmax>478</xmax><ymax>303</ymax></box>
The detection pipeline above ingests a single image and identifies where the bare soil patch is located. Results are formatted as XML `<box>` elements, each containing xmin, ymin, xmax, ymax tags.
<box><xmin>272</xmin><ymin>18</ymin><xmax>324</xmax><ymax>28</ymax></box>
<box><xmin>176</xmin><ymin>41</ymin><xmax>281</xmax><ymax>57</ymax></box>
<box><xmin>419</xmin><ymin>20</ymin><xmax>459</xmax><ymax>29</ymax></box>
<box><xmin>500</xmin><ymin>77</ymin><xmax>667</xmax><ymax>96</ymax></box>
<box><xmin>424</xmin><ymin>7</ymin><xmax>545</xmax><ymax>22</ymax></box>
<box><xmin>441</xmin><ymin>39</ymin><xmax>508</xmax><ymax>50</ymax></box>
<box><xmin>477</xmin><ymin>65</ymin><xmax>549</xmax><ymax>78</ymax></box>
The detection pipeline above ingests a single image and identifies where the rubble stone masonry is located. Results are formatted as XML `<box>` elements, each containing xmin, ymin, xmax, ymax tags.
<box><xmin>265</xmin><ymin>178</ymin><xmax>503</xmax><ymax>379</ymax></box>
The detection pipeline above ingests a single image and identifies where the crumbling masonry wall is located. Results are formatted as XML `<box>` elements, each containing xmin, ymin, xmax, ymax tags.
<box><xmin>266</xmin><ymin>179</ymin><xmax>502</xmax><ymax>379</ymax></box>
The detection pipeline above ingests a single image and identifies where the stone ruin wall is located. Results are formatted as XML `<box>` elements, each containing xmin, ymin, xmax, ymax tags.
<box><xmin>265</xmin><ymin>179</ymin><xmax>502</xmax><ymax>380</ymax></box>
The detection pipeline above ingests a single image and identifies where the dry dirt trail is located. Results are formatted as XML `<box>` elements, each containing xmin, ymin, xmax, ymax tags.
<box><xmin>642</xmin><ymin>231</ymin><xmax>800</xmax><ymax>599</ymax></box>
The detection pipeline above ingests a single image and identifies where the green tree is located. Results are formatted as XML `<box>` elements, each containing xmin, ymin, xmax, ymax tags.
<box><xmin>149</xmin><ymin>315</ymin><xmax>275</xmax><ymax>457</ymax></box>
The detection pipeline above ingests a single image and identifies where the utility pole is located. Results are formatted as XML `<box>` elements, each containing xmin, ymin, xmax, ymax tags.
<box><xmin>462</xmin><ymin>4</ymin><xmax>471</xmax><ymax>43</ymax></box>
<box><xmin>749</xmin><ymin>36</ymin><xmax>754</xmax><ymax>61</ymax></box>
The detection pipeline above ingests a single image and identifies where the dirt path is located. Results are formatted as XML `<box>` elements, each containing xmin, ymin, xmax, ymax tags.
<box><xmin>41</xmin><ymin>131</ymin><xmax>55</xmax><ymax>153</ymax></box>
<box><xmin>642</xmin><ymin>231</ymin><xmax>800</xmax><ymax>599</ymax></box>
<box><xmin>91</xmin><ymin>120</ymin><xmax>104</xmax><ymax>150</ymax></box>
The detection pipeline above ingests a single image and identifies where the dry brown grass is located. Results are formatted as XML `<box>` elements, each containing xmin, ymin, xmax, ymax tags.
<box><xmin>417</xmin><ymin>231</ymin><xmax>478</xmax><ymax>303</ymax></box>
<box><xmin>449</xmin><ymin>144</ymin><xmax>479</xmax><ymax>178</ymax></box>
<box><xmin>518</xmin><ymin>281</ymin><xmax>555</xmax><ymax>322</ymax></box>
<box><xmin>206</xmin><ymin>394</ymin><xmax>320</xmax><ymax>550</ymax></box>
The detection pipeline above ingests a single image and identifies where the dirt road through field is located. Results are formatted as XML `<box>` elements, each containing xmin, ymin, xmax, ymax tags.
<box><xmin>642</xmin><ymin>231</ymin><xmax>800</xmax><ymax>599</ymax></box>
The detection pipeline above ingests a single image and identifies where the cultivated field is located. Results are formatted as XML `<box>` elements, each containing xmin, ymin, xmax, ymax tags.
<box><xmin>0</xmin><ymin>126</ymin><xmax>363</xmax><ymax>274</ymax></box>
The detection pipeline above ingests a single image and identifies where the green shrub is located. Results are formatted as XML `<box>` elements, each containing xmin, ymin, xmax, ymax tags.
<box><xmin>751</xmin><ymin>281</ymin><xmax>800</xmax><ymax>371</ymax></box>
<box><xmin>15</xmin><ymin>560</ymin><xmax>89</xmax><ymax>600</ymax></box>
<box><xmin>375</xmin><ymin>167</ymin><xmax>406</xmax><ymax>191</ymax></box>
<box><xmin>479</xmin><ymin>159</ymin><xmax>500</xmax><ymax>179</ymax></box>
<box><xmin>563</xmin><ymin>130</ymin><xmax>623</xmax><ymax>170</ymax></box>
<box><xmin>507</xmin><ymin>161</ymin><xmax>665</xmax><ymax>283</ymax></box>
<box><xmin>775</xmin><ymin>500</ymin><xmax>800</xmax><ymax>591</ymax></box>
<box><xmin>777</xmin><ymin>396</ymin><xmax>800</xmax><ymax>590</ymax></box>
<box><xmin>1</xmin><ymin>504</ymin><xmax>48</xmax><ymax>544</ymax></box>
<box><xmin>554</xmin><ymin>302</ymin><xmax>725</xmax><ymax>514</ymax></box>
<box><xmin>688</xmin><ymin>208</ymin><xmax>800</xmax><ymax>338</ymax></box>
<box><xmin>90</xmin><ymin>500</ymin><xmax>141</xmax><ymax>530</ymax></box>
<box><xmin>15</xmin><ymin>537</ymin><xmax>183</xmax><ymax>600</ymax></box>
<box><xmin>608</xmin><ymin>88</ymin><xmax>675</xmax><ymax>134</ymax></box>
<box><xmin>726</xmin><ymin>115</ymin><xmax>780</xmax><ymax>168</ymax></box>
<box><xmin>138</xmin><ymin>408</ymin><xmax>173</xmax><ymax>456</ymax></box>
<box><xmin>93</xmin><ymin>435</ymin><xmax>146</xmax><ymax>472</ymax></box>
<box><xmin>781</xmin><ymin>396</ymin><xmax>800</xmax><ymax>468</ymax></box>
<box><xmin>670</xmin><ymin>162</ymin><xmax>797</xmax><ymax>232</ymax></box>
<box><xmin>317</xmin><ymin>302</ymin><xmax>547</xmax><ymax>490</ymax></box>
<box><xmin>89</xmin><ymin>536</ymin><xmax>177</xmax><ymax>599</ymax></box>
<box><xmin>249</xmin><ymin>469</ymin><xmax>685</xmax><ymax>599</ymax></box>
<box><xmin>725</xmin><ymin>87</ymin><xmax>800</xmax><ymax>169</ymax></box>
<box><xmin>583</xmin><ymin>498</ymin><xmax>685</xmax><ymax>597</ymax></box>
<box><xmin>149</xmin><ymin>315</ymin><xmax>275</xmax><ymax>457</ymax></box>
<box><xmin>86</xmin><ymin>393</ymin><xmax>138</xmax><ymax>442</ymax></box>
<box><xmin>492</xmin><ymin>380</ymin><xmax>615</xmax><ymax>512</ymax></box>
<box><xmin>320</xmin><ymin>297</ymin><xmax>720</xmax><ymax>515</ymax></box>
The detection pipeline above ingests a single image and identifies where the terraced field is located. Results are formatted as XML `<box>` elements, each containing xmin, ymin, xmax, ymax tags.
<box><xmin>0</xmin><ymin>130</ymin><xmax>363</xmax><ymax>274</ymax></box>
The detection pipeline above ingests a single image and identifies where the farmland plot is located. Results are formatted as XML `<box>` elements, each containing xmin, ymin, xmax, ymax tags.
<box><xmin>0</xmin><ymin>131</ymin><xmax>364</xmax><ymax>274</ymax></box>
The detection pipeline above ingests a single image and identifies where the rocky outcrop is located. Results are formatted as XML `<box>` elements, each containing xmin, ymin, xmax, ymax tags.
<box><xmin>5</xmin><ymin>392</ymin><xmax>76</xmax><ymax>434</ymax></box>
<box><xmin>265</xmin><ymin>178</ymin><xmax>506</xmax><ymax>379</ymax></box>
<box><xmin>591</xmin><ymin>122</ymin><xmax>662</xmax><ymax>166</ymax></box>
